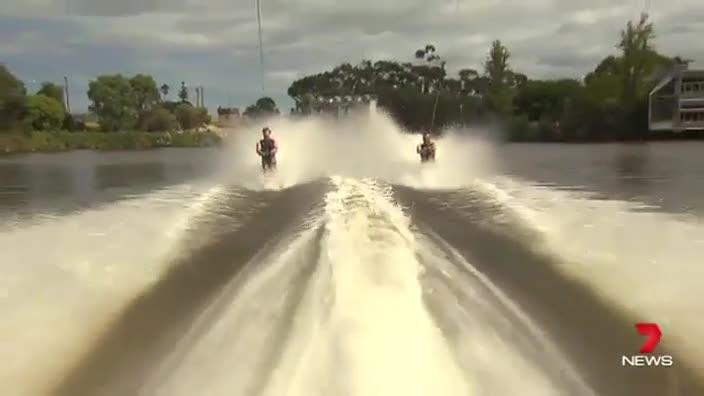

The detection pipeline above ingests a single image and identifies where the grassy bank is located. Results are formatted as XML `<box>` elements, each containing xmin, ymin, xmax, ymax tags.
<box><xmin>0</xmin><ymin>130</ymin><xmax>222</xmax><ymax>154</ymax></box>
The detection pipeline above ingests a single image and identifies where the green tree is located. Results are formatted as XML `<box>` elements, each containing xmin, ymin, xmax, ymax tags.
<box><xmin>413</xmin><ymin>44</ymin><xmax>446</xmax><ymax>94</ymax></box>
<box><xmin>130</xmin><ymin>74</ymin><xmax>160</xmax><ymax>113</ymax></box>
<box><xmin>138</xmin><ymin>106</ymin><xmax>179</xmax><ymax>132</ymax></box>
<box><xmin>178</xmin><ymin>81</ymin><xmax>189</xmax><ymax>103</ymax></box>
<box><xmin>484</xmin><ymin>40</ymin><xmax>514</xmax><ymax>114</ymax></box>
<box><xmin>160</xmin><ymin>83</ymin><xmax>170</xmax><ymax>100</ymax></box>
<box><xmin>284</xmin><ymin>19</ymin><xmax>692</xmax><ymax>140</ymax></box>
<box><xmin>458</xmin><ymin>68</ymin><xmax>480</xmax><ymax>94</ymax></box>
<box><xmin>511</xmin><ymin>73</ymin><xmax>528</xmax><ymax>88</ymax></box>
<box><xmin>513</xmin><ymin>79</ymin><xmax>582</xmax><ymax>121</ymax></box>
<box><xmin>23</xmin><ymin>94</ymin><xmax>65</xmax><ymax>131</ymax></box>
<box><xmin>618</xmin><ymin>13</ymin><xmax>655</xmax><ymax>106</ymax></box>
<box><xmin>584</xmin><ymin>55</ymin><xmax>621</xmax><ymax>85</ymax></box>
<box><xmin>243</xmin><ymin>97</ymin><xmax>279</xmax><ymax>118</ymax></box>
<box><xmin>87</xmin><ymin>74</ymin><xmax>138</xmax><ymax>131</ymax></box>
<box><xmin>484</xmin><ymin>40</ymin><xmax>512</xmax><ymax>87</ymax></box>
<box><xmin>36</xmin><ymin>82</ymin><xmax>65</xmax><ymax>108</ymax></box>
<box><xmin>174</xmin><ymin>103</ymin><xmax>209</xmax><ymax>130</ymax></box>
<box><xmin>0</xmin><ymin>64</ymin><xmax>27</xmax><ymax>130</ymax></box>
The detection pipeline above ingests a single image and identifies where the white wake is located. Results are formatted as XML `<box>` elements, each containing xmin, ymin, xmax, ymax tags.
<box><xmin>0</xmin><ymin>183</ymin><xmax>228</xmax><ymax>395</ymax></box>
<box><xmin>142</xmin><ymin>177</ymin><xmax>590</xmax><ymax>396</ymax></box>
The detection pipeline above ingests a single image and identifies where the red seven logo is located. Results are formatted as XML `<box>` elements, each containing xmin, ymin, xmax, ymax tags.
<box><xmin>635</xmin><ymin>323</ymin><xmax>662</xmax><ymax>354</ymax></box>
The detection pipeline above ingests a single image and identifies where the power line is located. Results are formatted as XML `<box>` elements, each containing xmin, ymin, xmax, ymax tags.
<box><xmin>256</xmin><ymin>0</ymin><xmax>266</xmax><ymax>95</ymax></box>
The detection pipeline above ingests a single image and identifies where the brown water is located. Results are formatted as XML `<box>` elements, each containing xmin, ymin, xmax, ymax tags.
<box><xmin>1</xmin><ymin>138</ymin><xmax>703</xmax><ymax>396</ymax></box>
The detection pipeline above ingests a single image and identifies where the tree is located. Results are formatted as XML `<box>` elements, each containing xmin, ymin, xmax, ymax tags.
<box><xmin>255</xmin><ymin>97</ymin><xmax>278</xmax><ymax>113</ymax></box>
<box><xmin>23</xmin><ymin>94</ymin><xmax>65</xmax><ymax>131</ymax></box>
<box><xmin>0</xmin><ymin>64</ymin><xmax>27</xmax><ymax>130</ymax></box>
<box><xmin>137</xmin><ymin>106</ymin><xmax>179</xmax><ymax>132</ymax></box>
<box><xmin>160</xmin><ymin>83</ymin><xmax>170</xmax><ymax>100</ymax></box>
<box><xmin>513</xmin><ymin>79</ymin><xmax>581</xmax><ymax>121</ymax></box>
<box><xmin>483</xmin><ymin>40</ymin><xmax>515</xmax><ymax>114</ymax></box>
<box><xmin>458</xmin><ymin>68</ymin><xmax>480</xmax><ymax>94</ymax></box>
<box><xmin>413</xmin><ymin>44</ymin><xmax>446</xmax><ymax>94</ymax></box>
<box><xmin>178</xmin><ymin>81</ymin><xmax>189</xmax><ymax>103</ymax></box>
<box><xmin>484</xmin><ymin>40</ymin><xmax>512</xmax><ymax>87</ymax></box>
<box><xmin>36</xmin><ymin>82</ymin><xmax>65</xmax><ymax>108</ymax></box>
<box><xmin>243</xmin><ymin>97</ymin><xmax>279</xmax><ymax>118</ymax></box>
<box><xmin>671</xmin><ymin>56</ymin><xmax>693</xmax><ymax>66</ymax></box>
<box><xmin>511</xmin><ymin>73</ymin><xmax>528</xmax><ymax>88</ymax></box>
<box><xmin>617</xmin><ymin>13</ymin><xmax>655</xmax><ymax>106</ymax></box>
<box><xmin>130</xmin><ymin>74</ymin><xmax>160</xmax><ymax>113</ymax></box>
<box><xmin>283</xmin><ymin>19</ymin><xmax>693</xmax><ymax>141</ymax></box>
<box><xmin>87</xmin><ymin>74</ymin><xmax>138</xmax><ymax>131</ymax></box>
<box><xmin>174</xmin><ymin>103</ymin><xmax>209</xmax><ymax>130</ymax></box>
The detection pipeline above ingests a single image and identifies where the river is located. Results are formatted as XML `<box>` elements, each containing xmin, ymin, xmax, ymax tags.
<box><xmin>1</xmin><ymin>114</ymin><xmax>703</xmax><ymax>396</ymax></box>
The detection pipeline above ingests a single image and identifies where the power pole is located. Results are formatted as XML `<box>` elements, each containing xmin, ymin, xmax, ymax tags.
<box><xmin>64</xmin><ymin>76</ymin><xmax>71</xmax><ymax>113</ymax></box>
<box><xmin>200</xmin><ymin>86</ymin><xmax>205</xmax><ymax>108</ymax></box>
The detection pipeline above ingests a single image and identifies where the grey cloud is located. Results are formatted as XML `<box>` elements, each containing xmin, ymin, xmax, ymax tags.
<box><xmin>2</xmin><ymin>0</ymin><xmax>703</xmax><ymax>111</ymax></box>
<box><xmin>63</xmin><ymin>0</ymin><xmax>186</xmax><ymax>17</ymax></box>
<box><xmin>536</xmin><ymin>52</ymin><xmax>602</xmax><ymax>69</ymax></box>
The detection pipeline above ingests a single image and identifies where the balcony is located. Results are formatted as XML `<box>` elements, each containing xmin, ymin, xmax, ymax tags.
<box><xmin>649</xmin><ymin>68</ymin><xmax>704</xmax><ymax>132</ymax></box>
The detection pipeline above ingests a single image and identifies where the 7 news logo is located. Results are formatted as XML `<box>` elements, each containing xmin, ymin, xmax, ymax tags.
<box><xmin>621</xmin><ymin>322</ymin><xmax>673</xmax><ymax>367</ymax></box>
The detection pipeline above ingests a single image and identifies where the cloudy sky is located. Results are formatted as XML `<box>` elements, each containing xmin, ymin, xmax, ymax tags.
<box><xmin>1</xmin><ymin>0</ymin><xmax>702</xmax><ymax>113</ymax></box>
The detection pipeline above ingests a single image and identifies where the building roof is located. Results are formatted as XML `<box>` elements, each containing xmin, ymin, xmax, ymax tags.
<box><xmin>682</xmin><ymin>70</ymin><xmax>704</xmax><ymax>79</ymax></box>
<box><xmin>650</xmin><ymin>67</ymin><xmax>704</xmax><ymax>97</ymax></box>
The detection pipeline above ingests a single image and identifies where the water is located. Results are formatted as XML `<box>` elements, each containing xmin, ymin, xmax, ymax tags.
<box><xmin>1</xmin><ymin>112</ymin><xmax>703</xmax><ymax>396</ymax></box>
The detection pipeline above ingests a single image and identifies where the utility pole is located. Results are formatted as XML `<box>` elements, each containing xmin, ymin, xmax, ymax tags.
<box><xmin>200</xmin><ymin>86</ymin><xmax>205</xmax><ymax>108</ymax></box>
<box><xmin>64</xmin><ymin>76</ymin><xmax>71</xmax><ymax>113</ymax></box>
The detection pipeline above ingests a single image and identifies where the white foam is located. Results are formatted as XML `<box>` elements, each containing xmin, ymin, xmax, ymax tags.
<box><xmin>140</xmin><ymin>216</ymin><xmax>327</xmax><ymax>396</ymax></box>
<box><xmin>218</xmin><ymin>112</ymin><xmax>497</xmax><ymax>191</ymax></box>
<box><xmin>141</xmin><ymin>177</ymin><xmax>591</xmax><ymax>396</ymax></box>
<box><xmin>309</xmin><ymin>177</ymin><xmax>472</xmax><ymax>396</ymax></box>
<box><xmin>0</xmin><ymin>183</ymin><xmax>226</xmax><ymax>395</ymax></box>
<box><xmin>415</xmin><ymin>230</ymin><xmax>595</xmax><ymax>395</ymax></box>
<box><xmin>476</xmin><ymin>176</ymin><xmax>704</xmax><ymax>366</ymax></box>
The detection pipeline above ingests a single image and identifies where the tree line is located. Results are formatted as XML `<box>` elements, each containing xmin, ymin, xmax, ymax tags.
<box><xmin>285</xmin><ymin>14</ymin><xmax>691</xmax><ymax>141</ymax></box>
<box><xmin>0</xmin><ymin>69</ymin><xmax>210</xmax><ymax>134</ymax></box>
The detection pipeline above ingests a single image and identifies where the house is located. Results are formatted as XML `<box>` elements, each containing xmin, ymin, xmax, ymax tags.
<box><xmin>216</xmin><ymin>107</ymin><xmax>241</xmax><ymax>127</ymax></box>
<box><xmin>649</xmin><ymin>66</ymin><xmax>704</xmax><ymax>132</ymax></box>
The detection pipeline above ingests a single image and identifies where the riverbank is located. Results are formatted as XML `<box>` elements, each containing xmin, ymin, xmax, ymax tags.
<box><xmin>504</xmin><ymin>116</ymin><xmax>704</xmax><ymax>142</ymax></box>
<box><xmin>0</xmin><ymin>131</ymin><xmax>222</xmax><ymax>155</ymax></box>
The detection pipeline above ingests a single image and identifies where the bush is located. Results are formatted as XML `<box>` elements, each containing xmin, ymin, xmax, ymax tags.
<box><xmin>174</xmin><ymin>103</ymin><xmax>209</xmax><ymax>130</ymax></box>
<box><xmin>23</xmin><ymin>95</ymin><xmax>65</xmax><ymax>131</ymax></box>
<box><xmin>138</xmin><ymin>106</ymin><xmax>179</xmax><ymax>132</ymax></box>
<box><xmin>0</xmin><ymin>130</ymin><xmax>221</xmax><ymax>154</ymax></box>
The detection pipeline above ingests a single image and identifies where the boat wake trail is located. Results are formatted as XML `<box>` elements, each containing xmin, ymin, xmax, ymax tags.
<box><xmin>73</xmin><ymin>177</ymin><xmax>592</xmax><ymax>396</ymax></box>
<box><xmin>11</xmin><ymin>113</ymin><xmax>702</xmax><ymax>395</ymax></box>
